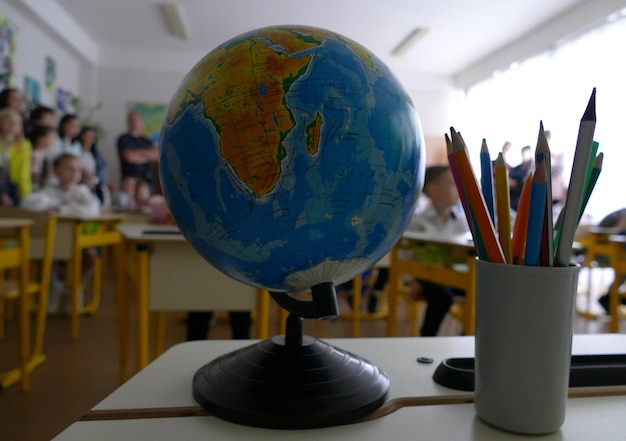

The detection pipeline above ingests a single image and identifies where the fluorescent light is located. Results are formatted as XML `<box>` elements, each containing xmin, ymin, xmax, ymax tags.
<box><xmin>159</xmin><ymin>4</ymin><xmax>191</xmax><ymax>40</ymax></box>
<box><xmin>391</xmin><ymin>27</ymin><xmax>429</xmax><ymax>57</ymax></box>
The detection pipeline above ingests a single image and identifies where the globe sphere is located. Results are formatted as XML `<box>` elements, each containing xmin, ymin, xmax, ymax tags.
<box><xmin>159</xmin><ymin>25</ymin><xmax>424</xmax><ymax>292</ymax></box>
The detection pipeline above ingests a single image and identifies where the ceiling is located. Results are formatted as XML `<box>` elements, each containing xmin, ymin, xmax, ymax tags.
<box><xmin>43</xmin><ymin>0</ymin><xmax>622</xmax><ymax>85</ymax></box>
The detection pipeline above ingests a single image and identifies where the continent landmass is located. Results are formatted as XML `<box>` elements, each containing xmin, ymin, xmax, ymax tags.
<box><xmin>166</xmin><ymin>28</ymin><xmax>320</xmax><ymax>197</ymax></box>
<box><xmin>164</xmin><ymin>26</ymin><xmax>378</xmax><ymax>198</ymax></box>
<box><xmin>305</xmin><ymin>112</ymin><xmax>323</xmax><ymax>155</ymax></box>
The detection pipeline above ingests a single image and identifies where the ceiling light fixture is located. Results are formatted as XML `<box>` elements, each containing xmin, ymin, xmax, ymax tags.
<box><xmin>391</xmin><ymin>27</ymin><xmax>429</xmax><ymax>57</ymax></box>
<box><xmin>159</xmin><ymin>3</ymin><xmax>191</xmax><ymax>40</ymax></box>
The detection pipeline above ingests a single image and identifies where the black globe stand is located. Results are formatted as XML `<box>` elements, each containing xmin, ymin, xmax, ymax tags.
<box><xmin>192</xmin><ymin>282</ymin><xmax>390</xmax><ymax>429</ymax></box>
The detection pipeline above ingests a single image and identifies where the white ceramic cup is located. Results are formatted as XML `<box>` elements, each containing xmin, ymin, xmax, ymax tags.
<box><xmin>474</xmin><ymin>259</ymin><xmax>579</xmax><ymax>434</ymax></box>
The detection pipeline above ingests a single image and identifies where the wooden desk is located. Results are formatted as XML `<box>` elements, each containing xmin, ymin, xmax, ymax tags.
<box><xmin>0</xmin><ymin>218</ymin><xmax>32</xmax><ymax>390</ymax></box>
<box><xmin>53</xmin><ymin>334</ymin><xmax>626</xmax><ymax>440</ymax></box>
<box><xmin>387</xmin><ymin>231</ymin><xmax>476</xmax><ymax>336</ymax></box>
<box><xmin>116</xmin><ymin>224</ymin><xmax>270</xmax><ymax>381</ymax></box>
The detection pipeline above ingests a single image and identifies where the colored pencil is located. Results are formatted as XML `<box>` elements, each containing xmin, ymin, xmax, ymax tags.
<box><xmin>554</xmin><ymin>88</ymin><xmax>596</xmax><ymax>267</ymax></box>
<box><xmin>578</xmin><ymin>152</ymin><xmax>603</xmax><ymax>223</ymax></box>
<box><xmin>480</xmin><ymin>139</ymin><xmax>495</xmax><ymax>223</ymax></box>
<box><xmin>534</xmin><ymin>122</ymin><xmax>553</xmax><ymax>266</ymax></box>
<box><xmin>524</xmin><ymin>155</ymin><xmax>548</xmax><ymax>266</ymax></box>
<box><xmin>446</xmin><ymin>134</ymin><xmax>476</xmax><ymax>240</ymax></box>
<box><xmin>449</xmin><ymin>128</ymin><xmax>505</xmax><ymax>263</ymax></box>
<box><xmin>584</xmin><ymin>141</ymin><xmax>600</xmax><ymax>195</ymax></box>
<box><xmin>511</xmin><ymin>174</ymin><xmax>533</xmax><ymax>265</ymax></box>
<box><xmin>494</xmin><ymin>152</ymin><xmax>512</xmax><ymax>263</ymax></box>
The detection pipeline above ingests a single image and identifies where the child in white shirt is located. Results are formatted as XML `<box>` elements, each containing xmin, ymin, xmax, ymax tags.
<box><xmin>21</xmin><ymin>153</ymin><xmax>101</xmax><ymax>313</ymax></box>
<box><xmin>22</xmin><ymin>152</ymin><xmax>100</xmax><ymax>216</ymax></box>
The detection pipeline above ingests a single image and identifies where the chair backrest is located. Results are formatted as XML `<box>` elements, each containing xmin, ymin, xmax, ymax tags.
<box><xmin>0</xmin><ymin>207</ymin><xmax>57</xmax><ymax>262</ymax></box>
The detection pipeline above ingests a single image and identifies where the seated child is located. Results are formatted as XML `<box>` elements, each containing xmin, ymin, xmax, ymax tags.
<box><xmin>21</xmin><ymin>153</ymin><xmax>101</xmax><ymax>313</ymax></box>
<box><xmin>406</xmin><ymin>165</ymin><xmax>470</xmax><ymax>336</ymax></box>
<box><xmin>28</xmin><ymin>125</ymin><xmax>58</xmax><ymax>191</ymax></box>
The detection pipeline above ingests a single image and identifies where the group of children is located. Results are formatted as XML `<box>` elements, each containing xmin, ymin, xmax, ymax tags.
<box><xmin>0</xmin><ymin>88</ymin><xmax>172</xmax><ymax>313</ymax></box>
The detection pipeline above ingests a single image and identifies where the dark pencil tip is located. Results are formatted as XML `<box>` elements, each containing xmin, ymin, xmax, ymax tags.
<box><xmin>582</xmin><ymin>88</ymin><xmax>596</xmax><ymax>122</ymax></box>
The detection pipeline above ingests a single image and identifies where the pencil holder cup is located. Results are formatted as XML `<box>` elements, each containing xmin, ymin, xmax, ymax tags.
<box><xmin>474</xmin><ymin>259</ymin><xmax>579</xmax><ymax>435</ymax></box>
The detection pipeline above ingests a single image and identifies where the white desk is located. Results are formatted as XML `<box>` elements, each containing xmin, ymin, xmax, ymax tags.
<box><xmin>54</xmin><ymin>334</ymin><xmax>626</xmax><ymax>440</ymax></box>
<box><xmin>116</xmin><ymin>223</ymin><xmax>270</xmax><ymax>379</ymax></box>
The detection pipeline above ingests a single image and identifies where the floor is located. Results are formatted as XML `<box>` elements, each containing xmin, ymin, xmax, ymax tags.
<box><xmin>0</xmin><ymin>267</ymin><xmax>623</xmax><ymax>441</ymax></box>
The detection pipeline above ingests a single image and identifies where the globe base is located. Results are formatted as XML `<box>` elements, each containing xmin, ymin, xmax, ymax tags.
<box><xmin>192</xmin><ymin>333</ymin><xmax>389</xmax><ymax>429</ymax></box>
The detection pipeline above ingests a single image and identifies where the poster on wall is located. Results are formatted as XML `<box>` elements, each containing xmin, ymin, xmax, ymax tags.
<box><xmin>128</xmin><ymin>101</ymin><xmax>167</xmax><ymax>144</ymax></box>
<box><xmin>56</xmin><ymin>87</ymin><xmax>76</xmax><ymax>114</ymax></box>
<box><xmin>24</xmin><ymin>76</ymin><xmax>41</xmax><ymax>109</ymax></box>
<box><xmin>0</xmin><ymin>14</ymin><xmax>16</xmax><ymax>89</ymax></box>
<box><xmin>45</xmin><ymin>56</ymin><xmax>56</xmax><ymax>91</ymax></box>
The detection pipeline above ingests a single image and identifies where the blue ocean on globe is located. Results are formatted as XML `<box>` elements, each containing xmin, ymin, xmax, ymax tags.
<box><xmin>159</xmin><ymin>25</ymin><xmax>424</xmax><ymax>292</ymax></box>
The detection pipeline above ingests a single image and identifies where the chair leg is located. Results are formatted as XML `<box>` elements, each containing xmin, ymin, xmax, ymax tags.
<box><xmin>0</xmin><ymin>298</ymin><xmax>4</xmax><ymax>341</ymax></box>
<box><xmin>83</xmin><ymin>257</ymin><xmax>102</xmax><ymax>314</ymax></box>
<box><xmin>70</xmin><ymin>254</ymin><xmax>82</xmax><ymax>341</ymax></box>
<box><xmin>19</xmin><ymin>253</ymin><xmax>31</xmax><ymax>391</ymax></box>
<box><xmin>255</xmin><ymin>290</ymin><xmax>270</xmax><ymax>339</ymax></box>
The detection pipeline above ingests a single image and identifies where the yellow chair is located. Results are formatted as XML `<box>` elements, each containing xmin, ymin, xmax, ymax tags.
<box><xmin>338</xmin><ymin>268</ymin><xmax>388</xmax><ymax>337</ymax></box>
<box><xmin>574</xmin><ymin>226</ymin><xmax>620</xmax><ymax>320</ymax></box>
<box><xmin>0</xmin><ymin>209</ymin><xmax>56</xmax><ymax>391</ymax></box>
<box><xmin>52</xmin><ymin>213</ymin><xmax>125</xmax><ymax>340</ymax></box>
<box><xmin>608</xmin><ymin>235</ymin><xmax>626</xmax><ymax>332</ymax></box>
<box><xmin>386</xmin><ymin>233</ymin><xmax>476</xmax><ymax>337</ymax></box>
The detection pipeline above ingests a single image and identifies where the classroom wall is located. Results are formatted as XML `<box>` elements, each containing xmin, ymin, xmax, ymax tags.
<box><xmin>3</xmin><ymin>1</ymin><xmax>457</xmax><ymax>189</ymax></box>
<box><xmin>0</xmin><ymin>0</ymin><xmax>85</xmax><ymax>110</ymax></box>
<box><xmin>96</xmin><ymin>61</ymin><xmax>457</xmax><ymax>188</ymax></box>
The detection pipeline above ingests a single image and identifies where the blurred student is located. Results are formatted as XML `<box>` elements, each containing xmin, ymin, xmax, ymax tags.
<box><xmin>76</xmin><ymin>126</ymin><xmax>110</xmax><ymax>206</ymax></box>
<box><xmin>406</xmin><ymin>165</ymin><xmax>470</xmax><ymax>336</ymax></box>
<box><xmin>22</xmin><ymin>153</ymin><xmax>101</xmax><ymax>313</ymax></box>
<box><xmin>0</xmin><ymin>107</ymin><xmax>32</xmax><ymax>205</ymax></box>
<box><xmin>0</xmin><ymin>88</ymin><xmax>26</xmax><ymax>115</ymax></box>
<box><xmin>28</xmin><ymin>125</ymin><xmax>58</xmax><ymax>191</ymax></box>
<box><xmin>26</xmin><ymin>105</ymin><xmax>56</xmax><ymax>137</ymax></box>
<box><xmin>508</xmin><ymin>145</ymin><xmax>533</xmax><ymax>211</ymax></box>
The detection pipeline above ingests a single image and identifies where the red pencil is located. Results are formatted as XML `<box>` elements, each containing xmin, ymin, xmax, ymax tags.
<box><xmin>450</xmin><ymin>128</ymin><xmax>505</xmax><ymax>264</ymax></box>
<box><xmin>511</xmin><ymin>174</ymin><xmax>533</xmax><ymax>264</ymax></box>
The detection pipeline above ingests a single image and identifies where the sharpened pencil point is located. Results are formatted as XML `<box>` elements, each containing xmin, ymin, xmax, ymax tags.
<box><xmin>582</xmin><ymin>88</ymin><xmax>596</xmax><ymax>122</ymax></box>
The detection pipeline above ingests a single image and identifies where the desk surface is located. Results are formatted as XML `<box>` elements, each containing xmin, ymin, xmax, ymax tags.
<box><xmin>54</xmin><ymin>334</ymin><xmax>626</xmax><ymax>440</ymax></box>
<box><xmin>0</xmin><ymin>218</ymin><xmax>33</xmax><ymax>228</ymax></box>
<box><xmin>402</xmin><ymin>230</ymin><xmax>474</xmax><ymax>248</ymax></box>
<box><xmin>54</xmin><ymin>212</ymin><xmax>126</xmax><ymax>222</ymax></box>
<box><xmin>117</xmin><ymin>223</ymin><xmax>183</xmax><ymax>242</ymax></box>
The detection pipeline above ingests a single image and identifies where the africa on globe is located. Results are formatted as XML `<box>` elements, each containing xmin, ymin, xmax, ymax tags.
<box><xmin>159</xmin><ymin>25</ymin><xmax>424</xmax><ymax>293</ymax></box>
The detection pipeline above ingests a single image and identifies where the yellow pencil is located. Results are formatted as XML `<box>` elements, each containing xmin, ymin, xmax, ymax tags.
<box><xmin>494</xmin><ymin>152</ymin><xmax>512</xmax><ymax>263</ymax></box>
<box><xmin>450</xmin><ymin>128</ymin><xmax>505</xmax><ymax>264</ymax></box>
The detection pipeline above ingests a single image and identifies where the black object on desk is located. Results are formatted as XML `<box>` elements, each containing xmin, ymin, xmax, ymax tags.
<box><xmin>142</xmin><ymin>229</ymin><xmax>182</xmax><ymax>235</ymax></box>
<box><xmin>433</xmin><ymin>355</ymin><xmax>626</xmax><ymax>391</ymax></box>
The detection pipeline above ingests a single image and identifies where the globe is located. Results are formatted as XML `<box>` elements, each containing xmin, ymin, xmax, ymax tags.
<box><xmin>159</xmin><ymin>25</ymin><xmax>424</xmax><ymax>293</ymax></box>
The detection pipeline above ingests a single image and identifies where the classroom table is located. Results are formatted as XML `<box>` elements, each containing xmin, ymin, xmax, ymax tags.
<box><xmin>387</xmin><ymin>231</ymin><xmax>476</xmax><ymax>336</ymax></box>
<box><xmin>53</xmin><ymin>334</ymin><xmax>626</xmax><ymax>440</ymax></box>
<box><xmin>116</xmin><ymin>223</ymin><xmax>270</xmax><ymax>381</ymax></box>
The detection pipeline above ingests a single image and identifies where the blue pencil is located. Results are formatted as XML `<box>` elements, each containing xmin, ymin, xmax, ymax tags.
<box><xmin>524</xmin><ymin>155</ymin><xmax>548</xmax><ymax>266</ymax></box>
<box><xmin>480</xmin><ymin>139</ymin><xmax>495</xmax><ymax>223</ymax></box>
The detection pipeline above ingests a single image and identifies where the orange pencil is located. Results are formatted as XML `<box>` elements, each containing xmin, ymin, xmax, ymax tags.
<box><xmin>450</xmin><ymin>128</ymin><xmax>505</xmax><ymax>263</ymax></box>
<box><xmin>511</xmin><ymin>174</ymin><xmax>533</xmax><ymax>264</ymax></box>
<box><xmin>494</xmin><ymin>152</ymin><xmax>512</xmax><ymax>263</ymax></box>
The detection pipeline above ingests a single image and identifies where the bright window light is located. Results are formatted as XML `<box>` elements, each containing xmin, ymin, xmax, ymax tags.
<box><xmin>459</xmin><ymin>16</ymin><xmax>626</xmax><ymax>222</ymax></box>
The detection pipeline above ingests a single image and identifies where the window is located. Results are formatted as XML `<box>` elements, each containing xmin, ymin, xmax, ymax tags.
<box><xmin>459</xmin><ymin>13</ymin><xmax>626</xmax><ymax>222</ymax></box>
